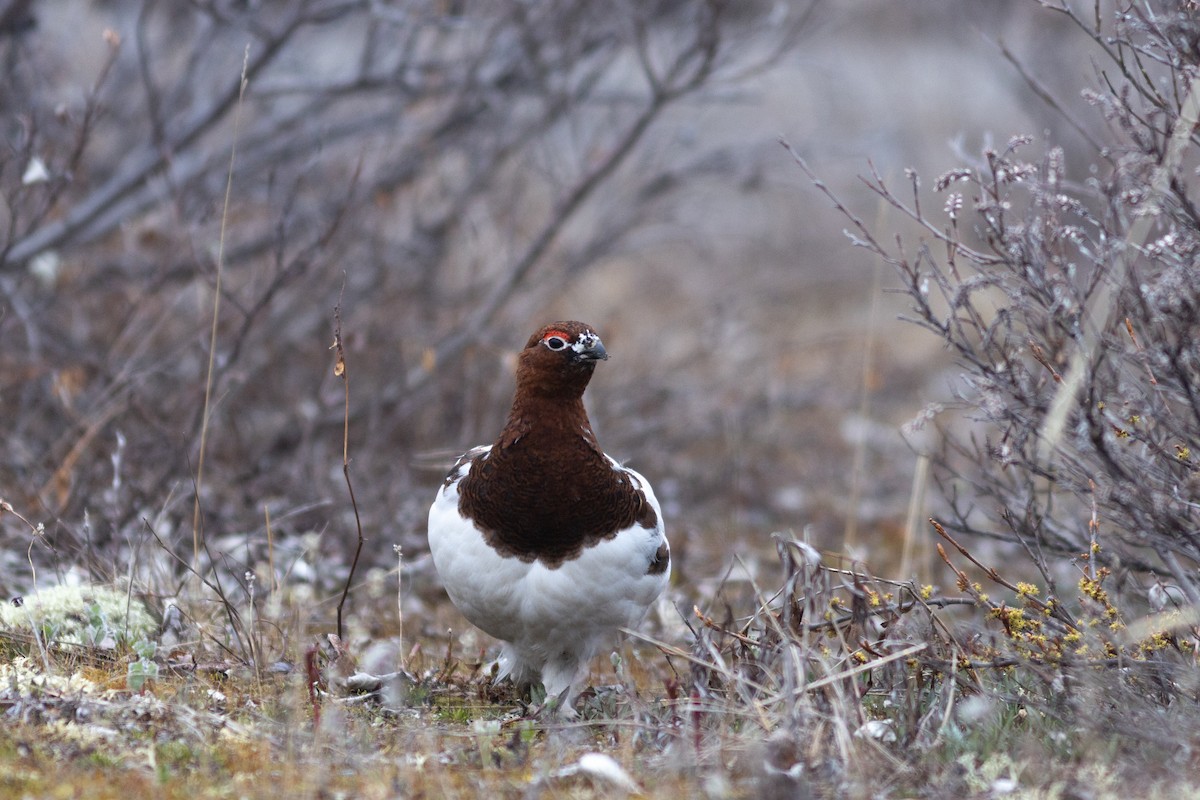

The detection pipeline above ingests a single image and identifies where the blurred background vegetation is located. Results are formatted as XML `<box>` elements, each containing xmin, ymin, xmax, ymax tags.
<box><xmin>5</xmin><ymin>1</ymin><xmax>1200</xmax><ymax>796</ymax></box>
<box><xmin>0</xmin><ymin>0</ymin><xmax>1099</xmax><ymax>594</ymax></box>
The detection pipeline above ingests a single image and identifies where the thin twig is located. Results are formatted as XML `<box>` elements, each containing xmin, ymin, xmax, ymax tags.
<box><xmin>395</xmin><ymin>545</ymin><xmax>404</xmax><ymax>672</ymax></box>
<box><xmin>140</xmin><ymin>518</ymin><xmax>246</xmax><ymax>662</ymax></box>
<box><xmin>333</xmin><ymin>283</ymin><xmax>365</xmax><ymax>642</ymax></box>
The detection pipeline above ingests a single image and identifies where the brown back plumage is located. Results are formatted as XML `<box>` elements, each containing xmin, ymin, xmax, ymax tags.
<box><xmin>457</xmin><ymin>322</ymin><xmax>658</xmax><ymax>567</ymax></box>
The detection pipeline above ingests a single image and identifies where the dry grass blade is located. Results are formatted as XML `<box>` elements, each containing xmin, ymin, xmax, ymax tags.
<box><xmin>1039</xmin><ymin>71</ymin><xmax>1200</xmax><ymax>461</ymax></box>
<box><xmin>781</xmin><ymin>642</ymin><xmax>927</xmax><ymax>699</ymax></box>
<box><xmin>192</xmin><ymin>47</ymin><xmax>250</xmax><ymax>575</ymax></box>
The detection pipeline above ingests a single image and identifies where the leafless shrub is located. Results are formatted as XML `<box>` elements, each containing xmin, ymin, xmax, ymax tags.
<box><xmin>0</xmin><ymin>1</ymin><xmax>809</xmax><ymax>596</ymax></box>
<box><xmin>780</xmin><ymin>0</ymin><xmax>1200</xmax><ymax>778</ymax></box>
<box><xmin>795</xmin><ymin>0</ymin><xmax>1200</xmax><ymax>605</ymax></box>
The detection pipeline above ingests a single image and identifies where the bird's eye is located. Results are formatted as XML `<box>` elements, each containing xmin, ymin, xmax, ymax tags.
<box><xmin>544</xmin><ymin>336</ymin><xmax>568</xmax><ymax>351</ymax></box>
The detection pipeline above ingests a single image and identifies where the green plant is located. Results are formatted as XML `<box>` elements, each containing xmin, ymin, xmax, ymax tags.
<box><xmin>126</xmin><ymin>639</ymin><xmax>158</xmax><ymax>692</ymax></box>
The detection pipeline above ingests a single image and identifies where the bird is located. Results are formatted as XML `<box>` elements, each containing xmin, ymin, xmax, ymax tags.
<box><xmin>428</xmin><ymin>320</ymin><xmax>670</xmax><ymax>714</ymax></box>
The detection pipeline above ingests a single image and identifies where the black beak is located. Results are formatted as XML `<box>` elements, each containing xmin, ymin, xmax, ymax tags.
<box><xmin>576</xmin><ymin>340</ymin><xmax>604</xmax><ymax>362</ymax></box>
<box><xmin>576</xmin><ymin>338</ymin><xmax>608</xmax><ymax>362</ymax></box>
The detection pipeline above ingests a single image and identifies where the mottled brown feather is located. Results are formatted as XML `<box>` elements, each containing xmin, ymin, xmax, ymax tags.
<box><xmin>647</xmin><ymin>541</ymin><xmax>670</xmax><ymax>576</ymax></box>
<box><xmin>456</xmin><ymin>321</ymin><xmax>658</xmax><ymax>568</ymax></box>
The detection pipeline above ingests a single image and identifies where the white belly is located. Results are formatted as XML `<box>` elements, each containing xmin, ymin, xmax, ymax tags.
<box><xmin>427</xmin><ymin>458</ymin><xmax>669</xmax><ymax>669</ymax></box>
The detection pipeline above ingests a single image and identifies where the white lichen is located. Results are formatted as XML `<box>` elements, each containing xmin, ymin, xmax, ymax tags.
<box><xmin>0</xmin><ymin>656</ymin><xmax>106</xmax><ymax>698</ymax></box>
<box><xmin>0</xmin><ymin>584</ymin><xmax>156</xmax><ymax>649</ymax></box>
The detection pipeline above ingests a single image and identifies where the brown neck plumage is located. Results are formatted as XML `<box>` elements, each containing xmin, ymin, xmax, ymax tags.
<box><xmin>496</xmin><ymin>392</ymin><xmax>599</xmax><ymax>451</ymax></box>
<box><xmin>456</xmin><ymin>360</ymin><xmax>655</xmax><ymax>567</ymax></box>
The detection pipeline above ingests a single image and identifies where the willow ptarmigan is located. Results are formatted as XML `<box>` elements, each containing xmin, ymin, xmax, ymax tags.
<box><xmin>428</xmin><ymin>321</ymin><xmax>670</xmax><ymax>713</ymax></box>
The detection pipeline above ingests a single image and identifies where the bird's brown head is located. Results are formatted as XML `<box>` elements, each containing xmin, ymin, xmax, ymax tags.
<box><xmin>516</xmin><ymin>321</ymin><xmax>608</xmax><ymax>399</ymax></box>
